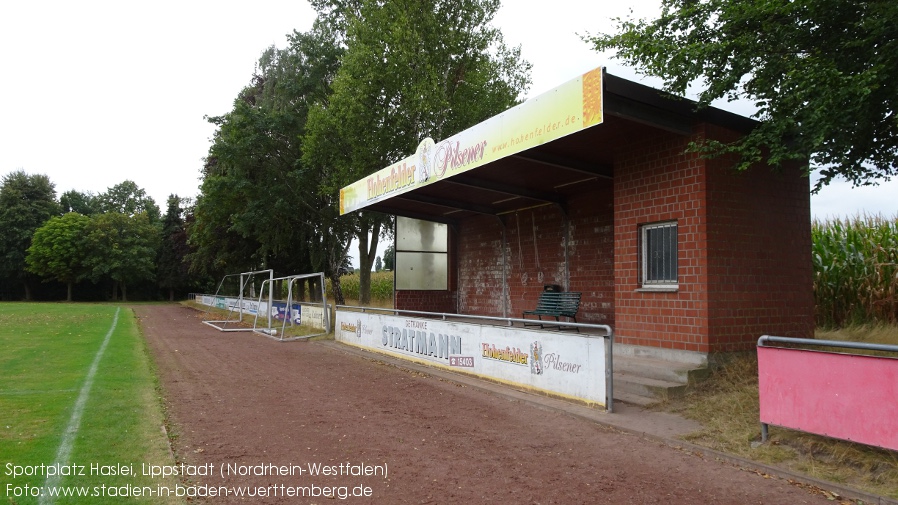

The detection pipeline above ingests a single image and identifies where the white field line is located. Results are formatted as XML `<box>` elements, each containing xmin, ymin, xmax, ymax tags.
<box><xmin>40</xmin><ymin>307</ymin><xmax>120</xmax><ymax>505</ymax></box>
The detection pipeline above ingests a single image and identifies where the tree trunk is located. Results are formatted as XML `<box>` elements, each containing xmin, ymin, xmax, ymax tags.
<box><xmin>169</xmin><ymin>288</ymin><xmax>175</xmax><ymax>302</ymax></box>
<box><xmin>121</xmin><ymin>281</ymin><xmax>128</xmax><ymax>302</ymax></box>
<box><xmin>356</xmin><ymin>217</ymin><xmax>382</xmax><ymax>306</ymax></box>
<box><xmin>330</xmin><ymin>273</ymin><xmax>345</xmax><ymax>306</ymax></box>
<box><xmin>23</xmin><ymin>280</ymin><xmax>32</xmax><ymax>301</ymax></box>
<box><xmin>67</xmin><ymin>281</ymin><xmax>73</xmax><ymax>302</ymax></box>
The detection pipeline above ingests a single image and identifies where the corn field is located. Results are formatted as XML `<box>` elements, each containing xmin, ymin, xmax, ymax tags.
<box><xmin>813</xmin><ymin>214</ymin><xmax>898</xmax><ymax>327</ymax></box>
<box><xmin>327</xmin><ymin>271</ymin><xmax>394</xmax><ymax>305</ymax></box>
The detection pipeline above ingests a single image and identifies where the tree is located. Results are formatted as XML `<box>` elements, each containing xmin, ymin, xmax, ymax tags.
<box><xmin>0</xmin><ymin>171</ymin><xmax>60</xmax><ymax>300</ymax></box>
<box><xmin>97</xmin><ymin>180</ymin><xmax>161</xmax><ymax>221</ymax></box>
<box><xmin>190</xmin><ymin>24</ymin><xmax>342</xmax><ymax>282</ymax></box>
<box><xmin>157</xmin><ymin>195</ymin><xmax>191</xmax><ymax>301</ymax></box>
<box><xmin>60</xmin><ymin>190</ymin><xmax>100</xmax><ymax>215</ymax></box>
<box><xmin>304</xmin><ymin>0</ymin><xmax>530</xmax><ymax>303</ymax></box>
<box><xmin>26</xmin><ymin>212</ymin><xmax>91</xmax><ymax>301</ymax></box>
<box><xmin>374</xmin><ymin>256</ymin><xmax>382</xmax><ymax>272</ymax></box>
<box><xmin>587</xmin><ymin>0</ymin><xmax>898</xmax><ymax>190</ymax></box>
<box><xmin>383</xmin><ymin>243</ymin><xmax>395</xmax><ymax>271</ymax></box>
<box><xmin>82</xmin><ymin>212</ymin><xmax>160</xmax><ymax>301</ymax></box>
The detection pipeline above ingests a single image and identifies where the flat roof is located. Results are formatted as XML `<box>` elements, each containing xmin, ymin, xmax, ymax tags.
<box><xmin>340</xmin><ymin>68</ymin><xmax>756</xmax><ymax>224</ymax></box>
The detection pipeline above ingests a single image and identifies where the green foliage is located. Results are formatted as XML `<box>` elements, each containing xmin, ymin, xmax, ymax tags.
<box><xmin>60</xmin><ymin>189</ymin><xmax>100</xmax><ymax>215</ymax></box>
<box><xmin>0</xmin><ymin>171</ymin><xmax>60</xmax><ymax>299</ymax></box>
<box><xmin>26</xmin><ymin>212</ymin><xmax>92</xmax><ymax>301</ymax></box>
<box><xmin>97</xmin><ymin>180</ymin><xmax>161</xmax><ymax>222</ymax></box>
<box><xmin>812</xmin><ymin>214</ymin><xmax>898</xmax><ymax>327</ymax></box>
<box><xmin>383</xmin><ymin>243</ymin><xmax>395</xmax><ymax>270</ymax></box>
<box><xmin>82</xmin><ymin>212</ymin><xmax>161</xmax><ymax>301</ymax></box>
<box><xmin>587</xmin><ymin>0</ymin><xmax>898</xmax><ymax>190</ymax></box>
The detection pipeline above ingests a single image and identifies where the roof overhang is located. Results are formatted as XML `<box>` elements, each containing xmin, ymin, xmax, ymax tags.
<box><xmin>339</xmin><ymin>68</ymin><xmax>757</xmax><ymax>224</ymax></box>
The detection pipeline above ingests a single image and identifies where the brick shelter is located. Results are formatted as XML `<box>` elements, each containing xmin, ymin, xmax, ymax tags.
<box><xmin>341</xmin><ymin>69</ymin><xmax>814</xmax><ymax>363</ymax></box>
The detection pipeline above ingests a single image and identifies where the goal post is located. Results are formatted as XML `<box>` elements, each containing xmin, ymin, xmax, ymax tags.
<box><xmin>252</xmin><ymin>272</ymin><xmax>330</xmax><ymax>342</ymax></box>
<box><xmin>201</xmin><ymin>269</ymin><xmax>274</xmax><ymax>332</ymax></box>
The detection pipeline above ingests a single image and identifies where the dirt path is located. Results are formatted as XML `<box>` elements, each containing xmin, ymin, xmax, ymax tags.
<box><xmin>136</xmin><ymin>304</ymin><xmax>830</xmax><ymax>504</ymax></box>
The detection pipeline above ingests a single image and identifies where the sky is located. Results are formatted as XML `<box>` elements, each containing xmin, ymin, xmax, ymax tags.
<box><xmin>1</xmin><ymin>0</ymin><xmax>895</xmax><ymax>240</ymax></box>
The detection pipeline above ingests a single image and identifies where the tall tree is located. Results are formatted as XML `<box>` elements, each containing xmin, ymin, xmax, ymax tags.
<box><xmin>303</xmin><ymin>0</ymin><xmax>530</xmax><ymax>303</ymax></box>
<box><xmin>157</xmin><ymin>195</ymin><xmax>191</xmax><ymax>301</ymax></box>
<box><xmin>587</xmin><ymin>0</ymin><xmax>898</xmax><ymax>190</ymax></box>
<box><xmin>0</xmin><ymin>171</ymin><xmax>60</xmax><ymax>300</ymax></box>
<box><xmin>191</xmin><ymin>24</ymin><xmax>342</xmax><ymax>283</ymax></box>
<box><xmin>26</xmin><ymin>212</ymin><xmax>91</xmax><ymax>301</ymax></box>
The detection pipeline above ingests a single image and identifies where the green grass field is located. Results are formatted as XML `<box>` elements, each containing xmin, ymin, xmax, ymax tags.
<box><xmin>0</xmin><ymin>303</ymin><xmax>180</xmax><ymax>504</ymax></box>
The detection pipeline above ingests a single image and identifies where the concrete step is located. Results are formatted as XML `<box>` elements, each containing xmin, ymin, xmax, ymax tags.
<box><xmin>612</xmin><ymin>390</ymin><xmax>658</xmax><ymax>407</ymax></box>
<box><xmin>613</xmin><ymin>355</ymin><xmax>710</xmax><ymax>385</ymax></box>
<box><xmin>613</xmin><ymin>371</ymin><xmax>690</xmax><ymax>400</ymax></box>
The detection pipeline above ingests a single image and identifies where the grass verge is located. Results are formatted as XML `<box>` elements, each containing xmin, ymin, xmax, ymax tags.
<box><xmin>0</xmin><ymin>303</ymin><xmax>181</xmax><ymax>504</ymax></box>
<box><xmin>662</xmin><ymin>325</ymin><xmax>898</xmax><ymax>500</ymax></box>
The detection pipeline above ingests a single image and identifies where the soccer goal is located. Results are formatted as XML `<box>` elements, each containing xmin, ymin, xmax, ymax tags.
<box><xmin>252</xmin><ymin>272</ymin><xmax>330</xmax><ymax>341</ymax></box>
<box><xmin>201</xmin><ymin>269</ymin><xmax>274</xmax><ymax>332</ymax></box>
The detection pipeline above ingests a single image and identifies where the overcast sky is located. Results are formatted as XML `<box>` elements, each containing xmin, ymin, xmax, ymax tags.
<box><xmin>2</xmin><ymin>0</ymin><xmax>895</xmax><ymax>231</ymax></box>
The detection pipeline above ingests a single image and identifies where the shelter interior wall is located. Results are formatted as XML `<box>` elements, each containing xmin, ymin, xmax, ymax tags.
<box><xmin>453</xmin><ymin>185</ymin><xmax>615</xmax><ymax>325</ymax></box>
<box><xmin>394</xmin><ymin>290</ymin><xmax>458</xmax><ymax>314</ymax></box>
<box><xmin>702</xmin><ymin>124</ymin><xmax>815</xmax><ymax>351</ymax></box>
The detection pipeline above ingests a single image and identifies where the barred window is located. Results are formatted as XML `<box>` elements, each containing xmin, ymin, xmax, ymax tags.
<box><xmin>641</xmin><ymin>221</ymin><xmax>678</xmax><ymax>286</ymax></box>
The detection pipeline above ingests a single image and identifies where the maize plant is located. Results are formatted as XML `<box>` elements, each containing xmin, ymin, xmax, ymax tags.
<box><xmin>812</xmin><ymin>214</ymin><xmax>898</xmax><ymax>327</ymax></box>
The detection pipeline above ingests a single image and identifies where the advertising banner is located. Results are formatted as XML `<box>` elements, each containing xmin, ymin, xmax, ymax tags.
<box><xmin>196</xmin><ymin>294</ymin><xmax>328</xmax><ymax>330</ymax></box>
<box><xmin>340</xmin><ymin>67</ymin><xmax>604</xmax><ymax>215</ymax></box>
<box><xmin>335</xmin><ymin>310</ymin><xmax>607</xmax><ymax>407</ymax></box>
<box><xmin>197</xmin><ymin>295</ymin><xmax>268</xmax><ymax>318</ymax></box>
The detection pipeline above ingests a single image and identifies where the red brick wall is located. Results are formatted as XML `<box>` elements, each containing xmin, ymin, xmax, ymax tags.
<box><xmin>702</xmin><ymin>124</ymin><xmax>814</xmax><ymax>351</ymax></box>
<box><xmin>613</xmin><ymin>129</ymin><xmax>711</xmax><ymax>352</ymax></box>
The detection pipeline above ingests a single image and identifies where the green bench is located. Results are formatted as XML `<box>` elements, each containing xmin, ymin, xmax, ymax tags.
<box><xmin>522</xmin><ymin>291</ymin><xmax>582</xmax><ymax>330</ymax></box>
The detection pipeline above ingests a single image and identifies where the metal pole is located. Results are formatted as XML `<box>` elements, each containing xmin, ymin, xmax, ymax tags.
<box><xmin>268</xmin><ymin>270</ymin><xmax>274</xmax><ymax>331</ymax></box>
<box><xmin>605</xmin><ymin>330</ymin><xmax>614</xmax><ymax>413</ymax></box>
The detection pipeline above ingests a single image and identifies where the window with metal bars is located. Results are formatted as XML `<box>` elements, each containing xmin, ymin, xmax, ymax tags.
<box><xmin>640</xmin><ymin>221</ymin><xmax>678</xmax><ymax>286</ymax></box>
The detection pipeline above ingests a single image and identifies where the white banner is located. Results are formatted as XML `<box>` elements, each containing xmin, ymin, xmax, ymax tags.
<box><xmin>336</xmin><ymin>311</ymin><xmax>607</xmax><ymax>407</ymax></box>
